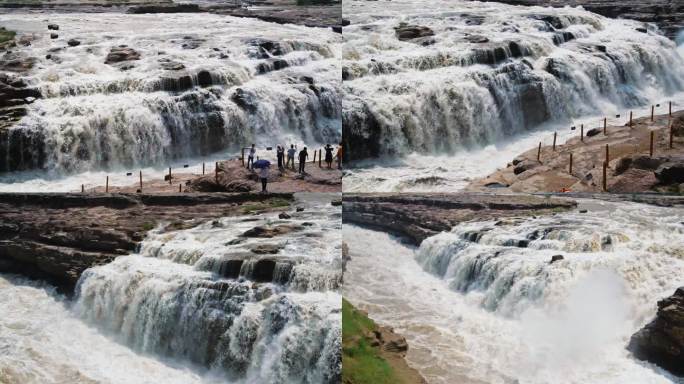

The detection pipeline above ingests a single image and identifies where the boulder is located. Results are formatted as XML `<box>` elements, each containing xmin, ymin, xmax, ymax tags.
<box><xmin>655</xmin><ymin>162</ymin><xmax>684</xmax><ymax>185</ymax></box>
<box><xmin>549</xmin><ymin>255</ymin><xmax>564</xmax><ymax>264</ymax></box>
<box><xmin>394</xmin><ymin>24</ymin><xmax>435</xmax><ymax>42</ymax></box>
<box><xmin>628</xmin><ymin>287</ymin><xmax>684</xmax><ymax>376</ymax></box>
<box><xmin>242</xmin><ymin>224</ymin><xmax>302</xmax><ymax>238</ymax></box>
<box><xmin>50</xmin><ymin>33</ymin><xmax>58</xmax><ymax>39</ymax></box>
<box><xmin>278</xmin><ymin>212</ymin><xmax>291</xmax><ymax>219</ymax></box>
<box><xmin>104</xmin><ymin>46</ymin><xmax>141</xmax><ymax>64</ymax></box>
<box><xmin>513</xmin><ymin>160</ymin><xmax>538</xmax><ymax>175</ymax></box>
<box><xmin>67</xmin><ymin>39</ymin><xmax>80</xmax><ymax>47</ymax></box>
<box><xmin>586</xmin><ymin>127</ymin><xmax>601</xmax><ymax>137</ymax></box>
<box><xmin>47</xmin><ymin>24</ymin><xmax>59</xmax><ymax>31</ymax></box>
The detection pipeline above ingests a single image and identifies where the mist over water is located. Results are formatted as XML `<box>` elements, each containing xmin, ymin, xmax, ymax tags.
<box><xmin>342</xmin><ymin>0</ymin><xmax>684</xmax><ymax>191</ymax></box>
<box><xmin>0</xmin><ymin>12</ymin><xmax>341</xmax><ymax>190</ymax></box>
<box><xmin>343</xmin><ymin>200</ymin><xmax>684</xmax><ymax>383</ymax></box>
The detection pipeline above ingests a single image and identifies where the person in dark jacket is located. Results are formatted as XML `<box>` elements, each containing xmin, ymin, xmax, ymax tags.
<box><xmin>298</xmin><ymin>147</ymin><xmax>308</xmax><ymax>174</ymax></box>
<box><xmin>276</xmin><ymin>145</ymin><xmax>284</xmax><ymax>170</ymax></box>
<box><xmin>324</xmin><ymin>144</ymin><xmax>333</xmax><ymax>169</ymax></box>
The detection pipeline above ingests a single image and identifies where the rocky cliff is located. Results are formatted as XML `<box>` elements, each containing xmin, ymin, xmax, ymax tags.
<box><xmin>0</xmin><ymin>192</ymin><xmax>293</xmax><ymax>291</ymax></box>
<box><xmin>342</xmin><ymin>193</ymin><xmax>577</xmax><ymax>245</ymax></box>
<box><xmin>628</xmin><ymin>287</ymin><xmax>684</xmax><ymax>377</ymax></box>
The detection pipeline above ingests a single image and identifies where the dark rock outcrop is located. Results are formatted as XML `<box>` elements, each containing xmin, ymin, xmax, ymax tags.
<box><xmin>628</xmin><ymin>287</ymin><xmax>684</xmax><ymax>377</ymax></box>
<box><xmin>67</xmin><ymin>39</ymin><xmax>80</xmax><ymax>47</ymax></box>
<box><xmin>104</xmin><ymin>46</ymin><xmax>141</xmax><ymax>64</ymax></box>
<box><xmin>394</xmin><ymin>24</ymin><xmax>435</xmax><ymax>45</ymax></box>
<box><xmin>655</xmin><ymin>162</ymin><xmax>684</xmax><ymax>185</ymax></box>
<box><xmin>343</xmin><ymin>194</ymin><xmax>576</xmax><ymax>245</ymax></box>
<box><xmin>0</xmin><ymin>193</ymin><xmax>293</xmax><ymax>291</ymax></box>
<box><xmin>127</xmin><ymin>4</ymin><xmax>201</xmax><ymax>14</ymax></box>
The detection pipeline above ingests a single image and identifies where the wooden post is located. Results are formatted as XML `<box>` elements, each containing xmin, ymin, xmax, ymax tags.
<box><xmin>202</xmin><ymin>162</ymin><xmax>205</xmax><ymax>175</ymax></box>
<box><xmin>629</xmin><ymin>111</ymin><xmax>633</xmax><ymax>127</ymax></box>
<box><xmin>552</xmin><ymin>132</ymin><xmax>557</xmax><ymax>151</ymax></box>
<box><xmin>319</xmin><ymin>149</ymin><xmax>322</xmax><ymax>167</ymax></box>
<box><xmin>81</xmin><ymin>184</ymin><xmax>84</xmax><ymax>193</ymax></box>
<box><xmin>651</xmin><ymin>105</ymin><xmax>655</xmax><ymax>122</ymax></box>
<box><xmin>139</xmin><ymin>170</ymin><xmax>143</xmax><ymax>191</ymax></box>
<box><xmin>241</xmin><ymin>148</ymin><xmax>245</xmax><ymax>166</ymax></box>
<box><xmin>105</xmin><ymin>176</ymin><xmax>109</xmax><ymax>193</ymax></box>
<box><xmin>605</xmin><ymin>144</ymin><xmax>609</xmax><ymax>163</ymax></box>
<box><xmin>168</xmin><ymin>167</ymin><xmax>172</xmax><ymax>185</ymax></box>
<box><xmin>670</xmin><ymin>120</ymin><xmax>674</xmax><ymax>149</ymax></box>
<box><xmin>669</xmin><ymin>101</ymin><xmax>672</xmax><ymax>117</ymax></box>
<box><xmin>602</xmin><ymin>161</ymin><xmax>607</xmax><ymax>192</ymax></box>
<box><xmin>179</xmin><ymin>184</ymin><xmax>182</xmax><ymax>193</ymax></box>
<box><xmin>650</xmin><ymin>131</ymin><xmax>655</xmax><ymax>157</ymax></box>
<box><xmin>537</xmin><ymin>142</ymin><xmax>542</xmax><ymax>162</ymax></box>
<box><xmin>569</xmin><ymin>153</ymin><xmax>573</xmax><ymax>174</ymax></box>
<box><xmin>215</xmin><ymin>161</ymin><xmax>219</xmax><ymax>184</ymax></box>
<box><xmin>580</xmin><ymin>124</ymin><xmax>584</xmax><ymax>142</ymax></box>
<box><xmin>603</xmin><ymin>117</ymin><xmax>607</xmax><ymax>135</ymax></box>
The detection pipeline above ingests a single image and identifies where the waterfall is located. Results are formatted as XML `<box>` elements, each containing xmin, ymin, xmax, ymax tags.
<box><xmin>343</xmin><ymin>200</ymin><xmax>684</xmax><ymax>383</ymax></box>
<box><xmin>73</xmin><ymin>201</ymin><xmax>342</xmax><ymax>383</ymax></box>
<box><xmin>0</xmin><ymin>13</ymin><xmax>342</xmax><ymax>173</ymax></box>
<box><xmin>342</xmin><ymin>0</ymin><xmax>684</xmax><ymax>160</ymax></box>
<box><xmin>414</xmin><ymin>201</ymin><xmax>684</xmax><ymax>317</ymax></box>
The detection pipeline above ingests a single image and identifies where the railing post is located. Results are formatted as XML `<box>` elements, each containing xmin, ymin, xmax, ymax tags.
<box><xmin>81</xmin><ymin>184</ymin><xmax>84</xmax><ymax>193</ymax></box>
<box><xmin>602</xmin><ymin>161</ymin><xmax>607</xmax><ymax>192</ymax></box>
<box><xmin>605</xmin><ymin>144</ymin><xmax>609</xmax><ymax>163</ymax></box>
<box><xmin>629</xmin><ymin>111</ymin><xmax>633</xmax><ymax>127</ymax></box>
<box><xmin>580</xmin><ymin>124</ymin><xmax>584</xmax><ymax>142</ymax></box>
<box><xmin>569</xmin><ymin>153</ymin><xmax>573</xmax><ymax>174</ymax></box>
<box><xmin>670</xmin><ymin>119</ymin><xmax>674</xmax><ymax>149</ymax></box>
<box><xmin>319</xmin><ymin>149</ymin><xmax>322</xmax><ymax>167</ymax></box>
<box><xmin>651</xmin><ymin>105</ymin><xmax>655</xmax><ymax>122</ymax></box>
<box><xmin>552</xmin><ymin>132</ymin><xmax>557</xmax><ymax>151</ymax></box>
<box><xmin>537</xmin><ymin>141</ymin><xmax>542</xmax><ymax>162</ymax></box>
<box><xmin>139</xmin><ymin>170</ymin><xmax>143</xmax><ymax>191</ymax></box>
<box><xmin>650</xmin><ymin>131</ymin><xmax>655</xmax><ymax>157</ymax></box>
<box><xmin>202</xmin><ymin>162</ymin><xmax>205</xmax><ymax>175</ymax></box>
<box><xmin>603</xmin><ymin>117</ymin><xmax>607</xmax><ymax>135</ymax></box>
<box><xmin>215</xmin><ymin>161</ymin><xmax>219</xmax><ymax>184</ymax></box>
<box><xmin>105</xmin><ymin>175</ymin><xmax>109</xmax><ymax>193</ymax></box>
<box><xmin>669</xmin><ymin>101</ymin><xmax>672</xmax><ymax>117</ymax></box>
<box><xmin>168</xmin><ymin>167</ymin><xmax>172</xmax><ymax>185</ymax></box>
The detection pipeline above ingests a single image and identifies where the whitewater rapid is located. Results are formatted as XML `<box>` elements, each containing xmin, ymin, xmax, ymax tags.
<box><xmin>342</xmin><ymin>0</ymin><xmax>684</xmax><ymax>192</ymax></box>
<box><xmin>343</xmin><ymin>199</ymin><xmax>684</xmax><ymax>383</ymax></box>
<box><xmin>0</xmin><ymin>194</ymin><xmax>342</xmax><ymax>383</ymax></box>
<box><xmin>0</xmin><ymin>12</ymin><xmax>341</xmax><ymax>190</ymax></box>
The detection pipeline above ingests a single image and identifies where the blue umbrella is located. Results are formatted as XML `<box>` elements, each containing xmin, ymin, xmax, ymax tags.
<box><xmin>253</xmin><ymin>159</ymin><xmax>271</xmax><ymax>169</ymax></box>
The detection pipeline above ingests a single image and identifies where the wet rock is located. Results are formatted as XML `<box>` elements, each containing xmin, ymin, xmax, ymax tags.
<box><xmin>464</xmin><ymin>34</ymin><xmax>489</xmax><ymax>43</ymax></box>
<box><xmin>104</xmin><ymin>46</ymin><xmax>141</xmax><ymax>64</ymax></box>
<box><xmin>67</xmin><ymin>39</ymin><xmax>80</xmax><ymax>47</ymax></box>
<box><xmin>242</xmin><ymin>224</ymin><xmax>302</xmax><ymax>238</ymax></box>
<box><xmin>278</xmin><ymin>212</ymin><xmax>291</xmax><ymax>219</ymax></box>
<box><xmin>256</xmin><ymin>58</ymin><xmax>290</xmax><ymax>74</ymax></box>
<box><xmin>655</xmin><ymin>162</ymin><xmax>684</xmax><ymax>185</ymax></box>
<box><xmin>231</xmin><ymin>87</ymin><xmax>257</xmax><ymax>112</ymax></box>
<box><xmin>247</xmin><ymin>38</ymin><xmax>285</xmax><ymax>58</ymax></box>
<box><xmin>585</xmin><ymin>127</ymin><xmax>601</xmax><ymax>137</ymax></box>
<box><xmin>47</xmin><ymin>24</ymin><xmax>59</xmax><ymax>31</ymax></box>
<box><xmin>159</xmin><ymin>58</ymin><xmax>185</xmax><ymax>71</ymax></box>
<box><xmin>549</xmin><ymin>255</ymin><xmax>564</xmax><ymax>264</ymax></box>
<box><xmin>50</xmin><ymin>33</ymin><xmax>58</xmax><ymax>39</ymax></box>
<box><xmin>513</xmin><ymin>160</ymin><xmax>538</xmax><ymax>175</ymax></box>
<box><xmin>615</xmin><ymin>155</ymin><xmax>668</xmax><ymax>175</ymax></box>
<box><xmin>672</xmin><ymin>115</ymin><xmax>684</xmax><ymax>137</ymax></box>
<box><xmin>250</xmin><ymin>243</ymin><xmax>283</xmax><ymax>254</ymax></box>
<box><xmin>484</xmin><ymin>182</ymin><xmax>508</xmax><ymax>188</ymax></box>
<box><xmin>127</xmin><ymin>4</ymin><xmax>201</xmax><ymax>14</ymax></box>
<box><xmin>628</xmin><ymin>287</ymin><xmax>684</xmax><ymax>376</ymax></box>
<box><xmin>394</xmin><ymin>24</ymin><xmax>435</xmax><ymax>42</ymax></box>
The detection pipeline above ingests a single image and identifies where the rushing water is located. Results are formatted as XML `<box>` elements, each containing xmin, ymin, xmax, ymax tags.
<box><xmin>342</xmin><ymin>0</ymin><xmax>684</xmax><ymax>191</ymax></box>
<box><xmin>0</xmin><ymin>194</ymin><xmax>342</xmax><ymax>383</ymax></box>
<box><xmin>343</xmin><ymin>199</ymin><xmax>684</xmax><ymax>383</ymax></box>
<box><xmin>0</xmin><ymin>12</ymin><xmax>341</xmax><ymax>190</ymax></box>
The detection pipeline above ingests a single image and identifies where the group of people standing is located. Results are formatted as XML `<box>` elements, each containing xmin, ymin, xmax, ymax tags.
<box><xmin>245</xmin><ymin>142</ymin><xmax>343</xmax><ymax>193</ymax></box>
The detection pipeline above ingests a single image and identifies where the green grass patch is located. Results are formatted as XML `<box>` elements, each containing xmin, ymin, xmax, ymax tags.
<box><xmin>342</xmin><ymin>298</ymin><xmax>399</xmax><ymax>384</ymax></box>
<box><xmin>241</xmin><ymin>198</ymin><xmax>291</xmax><ymax>214</ymax></box>
<box><xmin>0</xmin><ymin>27</ymin><xmax>16</xmax><ymax>44</ymax></box>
